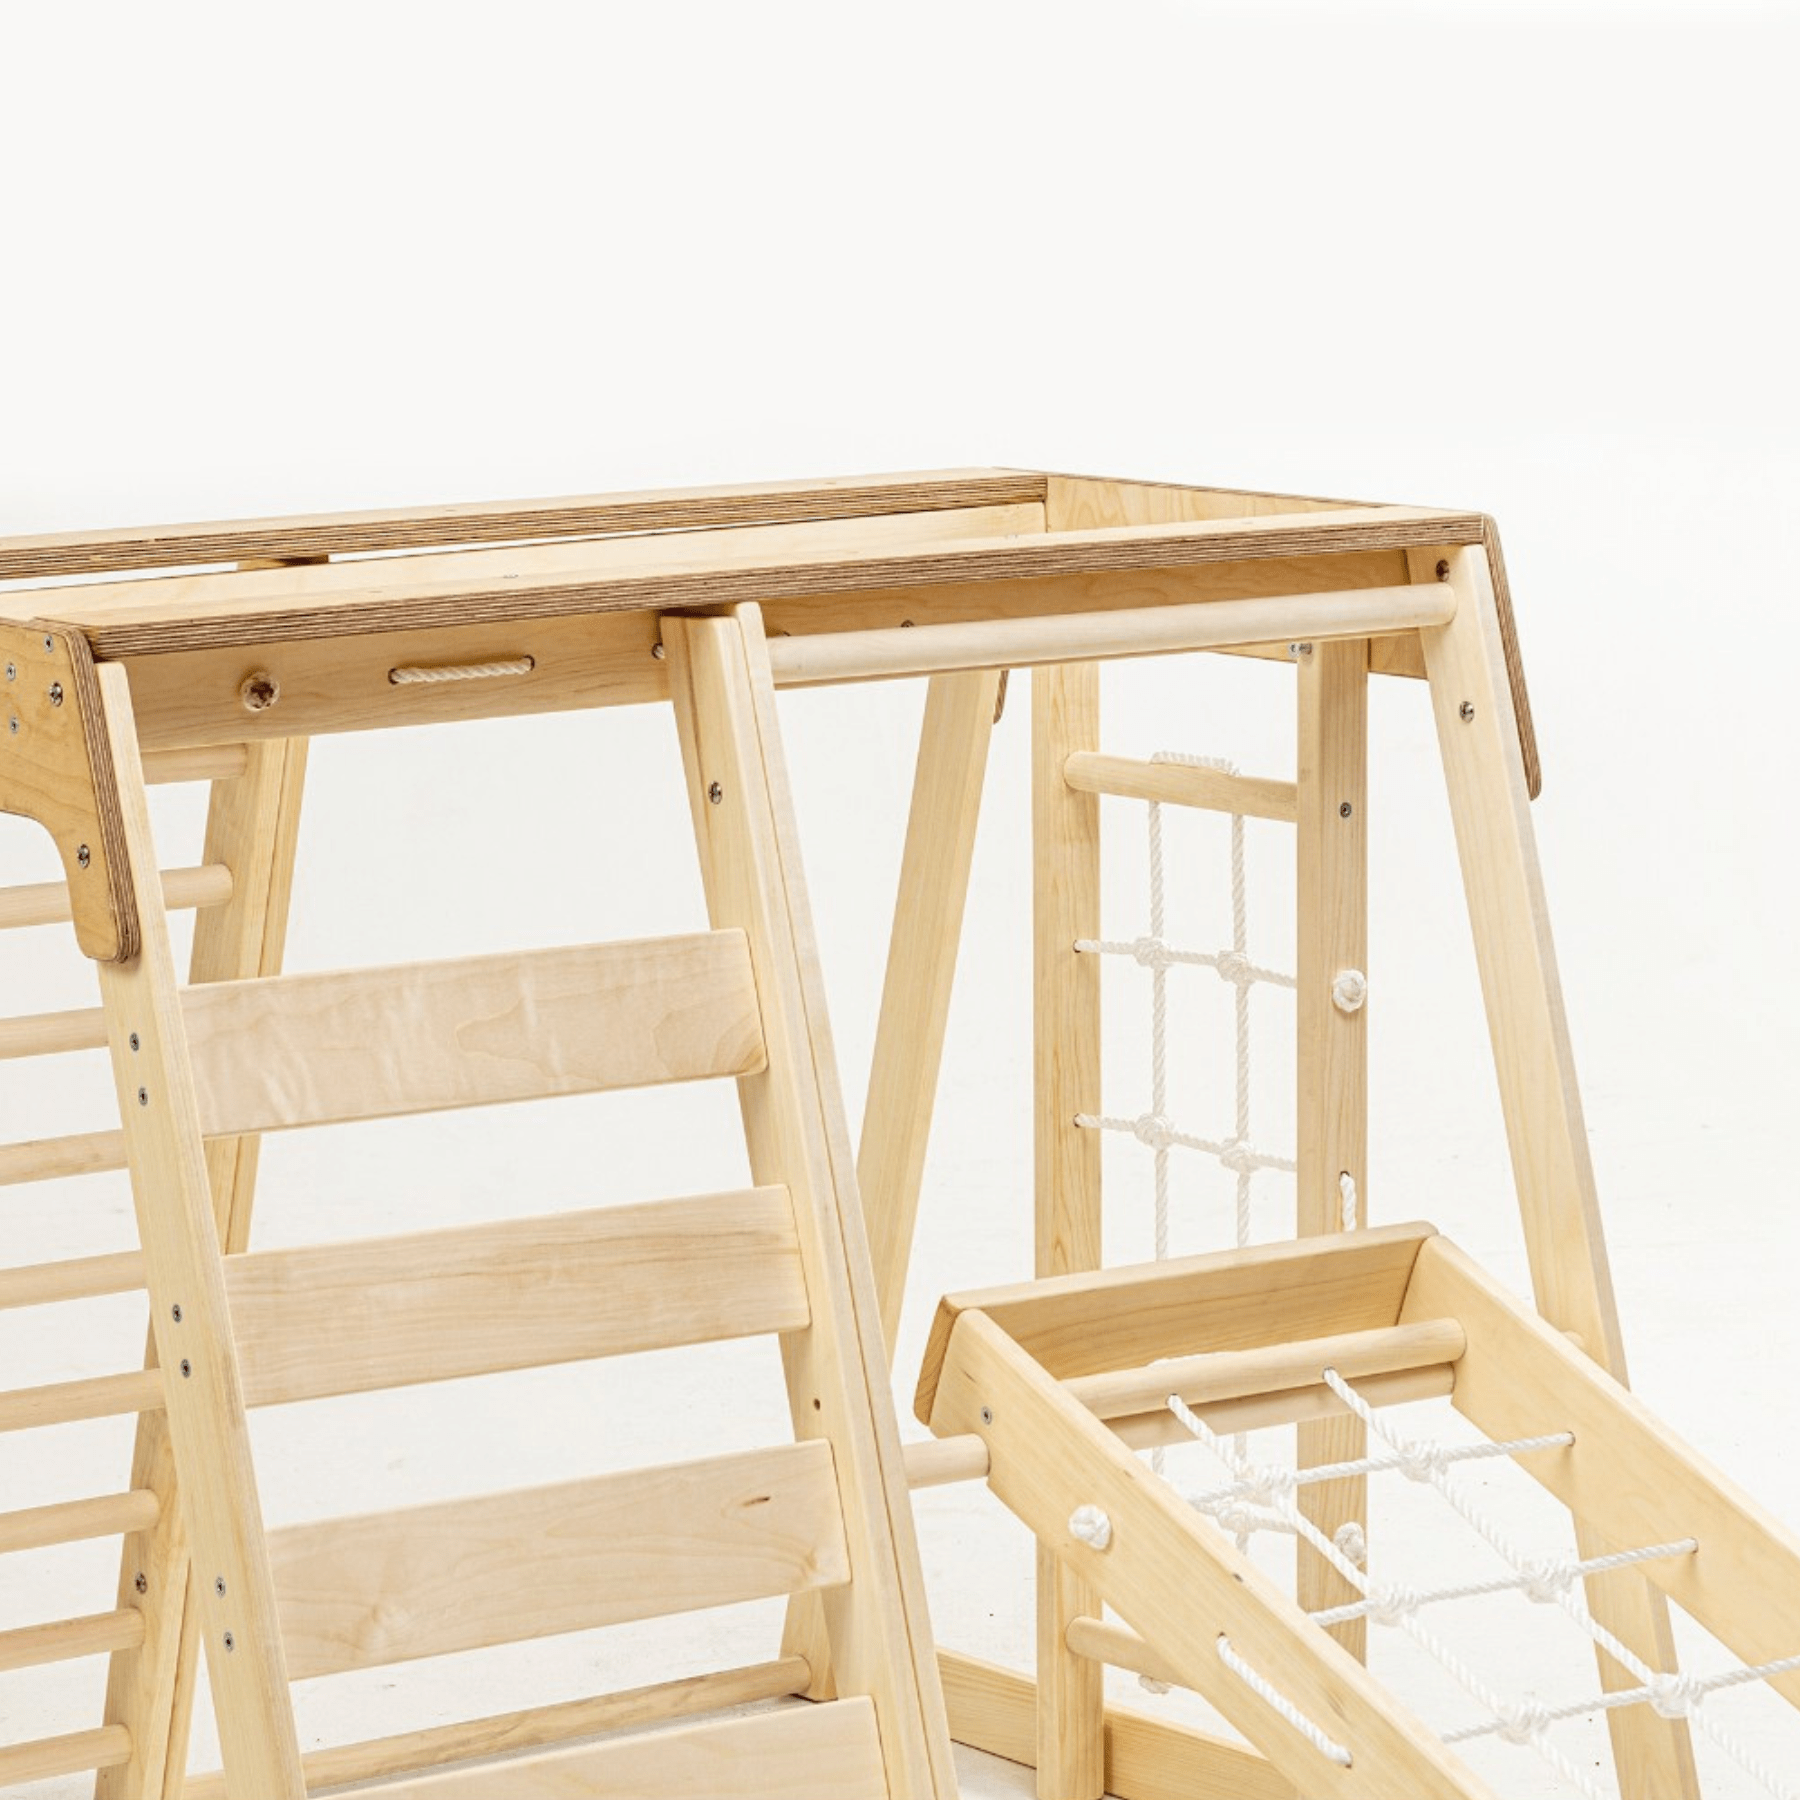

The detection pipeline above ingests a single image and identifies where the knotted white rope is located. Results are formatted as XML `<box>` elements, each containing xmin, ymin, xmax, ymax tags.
<box><xmin>1216</xmin><ymin>1635</ymin><xmax>1353</xmax><ymax>1768</ymax></box>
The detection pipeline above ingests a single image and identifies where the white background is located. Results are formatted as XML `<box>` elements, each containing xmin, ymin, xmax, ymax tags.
<box><xmin>3</xmin><ymin>2</ymin><xmax>1798</xmax><ymax>1795</ymax></box>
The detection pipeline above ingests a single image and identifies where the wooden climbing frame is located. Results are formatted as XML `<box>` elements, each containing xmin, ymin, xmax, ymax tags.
<box><xmin>0</xmin><ymin>468</ymin><xmax>1790</xmax><ymax>1798</ymax></box>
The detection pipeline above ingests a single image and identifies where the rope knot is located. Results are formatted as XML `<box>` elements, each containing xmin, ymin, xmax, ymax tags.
<box><xmin>1132</xmin><ymin>1112</ymin><xmax>1175</xmax><ymax>1151</ymax></box>
<box><xmin>1493</xmin><ymin>1698</ymin><xmax>1552</xmax><ymax>1745</ymax></box>
<box><xmin>1130</xmin><ymin>935</ymin><xmax>1172</xmax><ymax>970</ymax></box>
<box><xmin>1648</xmin><ymin>1672</ymin><xmax>1705</xmax><ymax>1719</ymax></box>
<box><xmin>1241</xmin><ymin>1464</ymin><xmax>1296</xmax><ymax>1507</ymax></box>
<box><xmin>1519</xmin><ymin>1556</ymin><xmax>1576</xmax><ymax>1604</ymax></box>
<box><xmin>1398</xmin><ymin>1441</ymin><xmax>1449</xmax><ymax>1482</ymax></box>
<box><xmin>1333</xmin><ymin>1520</ymin><xmax>1369</xmax><ymax>1567</ymax></box>
<box><xmin>1214</xmin><ymin>949</ymin><xmax>1251</xmax><ymax>986</ymax></box>
<box><xmin>1331</xmin><ymin>968</ymin><xmax>1368</xmax><ymax>1014</ymax></box>
<box><xmin>1217</xmin><ymin>1138</ymin><xmax>1260</xmax><ymax>1175</ymax></box>
<box><xmin>1366</xmin><ymin>1583</ymin><xmax>1422</xmax><ymax>1628</ymax></box>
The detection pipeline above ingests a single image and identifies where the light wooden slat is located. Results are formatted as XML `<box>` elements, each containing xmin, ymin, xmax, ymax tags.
<box><xmin>1066</xmin><ymin>1616</ymin><xmax>1183</xmax><ymax>1690</ymax></box>
<box><xmin>142</xmin><ymin>745</ymin><xmax>250</xmax><ymax>785</ymax></box>
<box><xmin>903</xmin><ymin>1435</ymin><xmax>990</xmax><ymax>1490</ymax></box>
<box><xmin>0</xmin><ymin>1003</ymin><xmax>108</xmax><ymax>1059</ymax></box>
<box><xmin>310</xmin><ymin>1699</ymin><xmax>889</xmax><ymax>1800</ymax></box>
<box><xmin>0</xmin><ymin>1127</ymin><xmax>127</xmax><ymax>1186</ymax></box>
<box><xmin>225</xmin><ymin>1188</ymin><xmax>807</xmax><ymax>1407</ymax></box>
<box><xmin>0</xmin><ymin>1488</ymin><xmax>160</xmax><ymax>1555</ymax></box>
<box><xmin>1062</xmin><ymin>1319</ymin><xmax>1466</xmax><ymax>1421</ymax></box>
<box><xmin>0</xmin><ymin>1249</ymin><xmax>145</xmax><ymax>1310</ymax></box>
<box><xmin>1063</xmin><ymin>751</ymin><xmax>1298</xmax><ymax>823</ymax></box>
<box><xmin>0</xmin><ymin>1608</ymin><xmax>144</xmax><ymax>1673</ymax></box>
<box><xmin>178</xmin><ymin>1657</ymin><xmax>813</xmax><ymax>1800</ymax></box>
<box><xmin>940</xmin><ymin>1649</ymin><xmax>1296</xmax><ymax>1800</ymax></box>
<box><xmin>183</xmin><ymin>931</ymin><xmax>765</xmax><ymax>1137</ymax></box>
<box><xmin>0</xmin><ymin>862</ymin><xmax>231</xmax><ymax>931</ymax></box>
<box><xmin>0</xmin><ymin>1725</ymin><xmax>134</xmax><ymax>1785</ymax></box>
<box><xmin>766</xmin><ymin>584</ymin><xmax>1453</xmax><ymax>686</ymax></box>
<box><xmin>270</xmin><ymin>1441</ymin><xmax>849</xmax><ymax>1680</ymax></box>
<box><xmin>0</xmin><ymin>1369</ymin><xmax>164</xmax><ymax>1434</ymax></box>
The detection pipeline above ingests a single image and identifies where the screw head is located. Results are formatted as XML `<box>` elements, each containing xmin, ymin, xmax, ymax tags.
<box><xmin>48</xmin><ymin>681</ymin><xmax>63</xmax><ymax>707</ymax></box>
<box><xmin>179</xmin><ymin>1359</ymin><xmax>192</xmax><ymax>1379</ymax></box>
<box><xmin>1435</xmin><ymin>559</ymin><xmax>1450</xmax><ymax>581</ymax></box>
<box><xmin>171</xmin><ymin>1304</ymin><xmax>183</xmax><ymax>1323</ymax></box>
<box><xmin>214</xmin><ymin>1576</ymin><xmax>227</xmax><ymax>1597</ymax></box>
<box><xmin>1339</xmin><ymin>801</ymin><xmax>1353</xmax><ymax>818</ymax></box>
<box><xmin>1458</xmin><ymin>700</ymin><xmax>1476</xmax><ymax>722</ymax></box>
<box><xmin>1288</xmin><ymin>641</ymin><xmax>1314</xmax><ymax>659</ymax></box>
<box><xmin>134</xmin><ymin>1571</ymin><xmax>149</xmax><ymax>1595</ymax></box>
<box><xmin>137</xmin><ymin>1086</ymin><xmax>149</xmax><ymax>1106</ymax></box>
<box><xmin>7</xmin><ymin>716</ymin><xmax>16</xmax><ymax>735</ymax></box>
<box><xmin>979</xmin><ymin>1405</ymin><xmax>994</xmax><ymax>1426</ymax></box>
<box><xmin>707</xmin><ymin>781</ymin><xmax>723</xmax><ymax>805</ymax></box>
<box><xmin>76</xmin><ymin>844</ymin><xmax>91</xmax><ymax>870</ymax></box>
<box><xmin>651</xmin><ymin>643</ymin><xmax>666</xmax><ymax>660</ymax></box>
<box><xmin>129</xmin><ymin>1032</ymin><xmax>140</xmax><ymax>1052</ymax></box>
<box><xmin>42</xmin><ymin>635</ymin><xmax>54</xmax><ymax>653</ymax></box>
<box><xmin>4</xmin><ymin>662</ymin><xmax>14</xmax><ymax>681</ymax></box>
<box><xmin>222</xmin><ymin>1632</ymin><xmax>235</xmax><ymax>1653</ymax></box>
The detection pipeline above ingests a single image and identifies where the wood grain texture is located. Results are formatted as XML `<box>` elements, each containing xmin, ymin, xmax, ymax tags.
<box><xmin>0</xmin><ymin>1489</ymin><xmax>159</xmax><ymax>1555</ymax></box>
<box><xmin>0</xmin><ymin>1249</ymin><xmax>144</xmax><ymax>1309</ymax></box>
<box><xmin>0</xmin><ymin>1608</ymin><xmax>145</xmax><ymax>1673</ymax></box>
<box><xmin>181</xmin><ymin>932</ymin><xmax>765</xmax><ymax>1135</ymax></box>
<box><xmin>225</xmin><ymin>1189</ymin><xmax>807</xmax><ymax>1406</ymax></box>
<box><xmin>0</xmin><ymin>468</ymin><xmax>1043</xmax><ymax>577</ymax></box>
<box><xmin>269</xmin><ymin>1443</ymin><xmax>848</xmax><ymax>1680</ymax></box>
<box><xmin>0</xmin><ymin>1369</ymin><xmax>164</xmax><ymax>1434</ymax></box>
<box><xmin>1062</xmin><ymin>751</ymin><xmax>1297</xmax><ymax>822</ymax></box>
<box><xmin>0</xmin><ymin>1726</ymin><xmax>133</xmax><ymax>1786</ymax></box>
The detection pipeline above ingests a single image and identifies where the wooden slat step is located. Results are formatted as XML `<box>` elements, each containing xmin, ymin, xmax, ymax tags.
<box><xmin>0</xmin><ymin>1003</ymin><xmax>108</xmax><ymax>1060</ymax></box>
<box><xmin>0</xmin><ymin>1725</ymin><xmax>133</xmax><ymax>1786</ymax></box>
<box><xmin>1063</xmin><ymin>751</ymin><xmax>1298</xmax><ymax>823</ymax></box>
<box><xmin>0</xmin><ymin>1488</ymin><xmax>160</xmax><ymax>1554</ymax></box>
<box><xmin>0</xmin><ymin>862</ymin><xmax>231</xmax><ymax>932</ymax></box>
<box><xmin>270</xmin><ymin>1441</ymin><xmax>849</xmax><ymax>1678</ymax></box>
<box><xmin>184</xmin><ymin>931</ymin><xmax>766</xmax><ymax>1135</ymax></box>
<box><xmin>0</xmin><ymin>1606</ymin><xmax>144</xmax><ymax>1672</ymax></box>
<box><xmin>0</xmin><ymin>1127</ymin><xmax>126</xmax><ymax>1186</ymax></box>
<box><xmin>226</xmin><ymin>1188</ymin><xmax>807</xmax><ymax>1407</ymax></box>
<box><xmin>316</xmin><ymin>1700</ymin><xmax>888</xmax><ymax>1800</ymax></box>
<box><xmin>0</xmin><ymin>1369</ymin><xmax>164</xmax><ymax>1434</ymax></box>
<box><xmin>179</xmin><ymin>1657</ymin><xmax>812</xmax><ymax>1800</ymax></box>
<box><xmin>142</xmin><ymin>744</ymin><xmax>250</xmax><ymax>785</ymax></box>
<box><xmin>0</xmin><ymin>1250</ymin><xmax>145</xmax><ymax>1311</ymax></box>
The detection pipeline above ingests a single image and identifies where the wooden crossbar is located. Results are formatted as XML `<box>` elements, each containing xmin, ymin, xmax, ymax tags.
<box><xmin>0</xmin><ymin>1488</ymin><xmax>159</xmax><ymax>1554</ymax></box>
<box><xmin>0</xmin><ymin>1369</ymin><xmax>163</xmax><ymax>1434</ymax></box>
<box><xmin>0</xmin><ymin>862</ymin><xmax>231</xmax><ymax>932</ymax></box>
<box><xmin>183</xmin><ymin>932</ymin><xmax>766</xmax><ymax>1135</ymax></box>
<box><xmin>1062</xmin><ymin>750</ymin><xmax>1299</xmax><ymax>823</ymax></box>
<box><xmin>0</xmin><ymin>1608</ymin><xmax>144</xmax><ymax>1674</ymax></box>
<box><xmin>225</xmin><ymin>1188</ymin><xmax>807</xmax><ymax>1407</ymax></box>
<box><xmin>0</xmin><ymin>1003</ymin><xmax>108</xmax><ymax>1059</ymax></box>
<box><xmin>0</xmin><ymin>1725</ymin><xmax>134</xmax><ymax>1786</ymax></box>
<box><xmin>268</xmin><ymin>1442</ymin><xmax>850</xmax><ymax>1679</ymax></box>
<box><xmin>0</xmin><ymin>1127</ymin><xmax>126</xmax><ymax>1186</ymax></box>
<box><xmin>0</xmin><ymin>1249</ymin><xmax>145</xmax><ymax>1309</ymax></box>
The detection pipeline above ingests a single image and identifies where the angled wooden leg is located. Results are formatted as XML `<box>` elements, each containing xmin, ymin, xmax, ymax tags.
<box><xmin>862</xmin><ymin>669</ymin><xmax>1002</xmax><ymax>1357</ymax></box>
<box><xmin>1032</xmin><ymin>662</ymin><xmax>1105</xmax><ymax>1800</ymax></box>
<box><xmin>90</xmin><ymin>666</ymin><xmax>303</xmax><ymax>1798</ymax></box>
<box><xmin>1412</xmin><ymin>543</ymin><xmax>1701</xmax><ymax>1800</ymax></box>
<box><xmin>1294</xmin><ymin>639</ymin><xmax>1369</xmax><ymax>1656</ymax></box>
<box><xmin>666</xmin><ymin>605</ymin><xmax>959</xmax><ymax>1800</ymax></box>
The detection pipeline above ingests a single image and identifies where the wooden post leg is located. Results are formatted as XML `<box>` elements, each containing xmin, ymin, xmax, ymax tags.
<box><xmin>90</xmin><ymin>666</ymin><xmax>303</xmax><ymax>1798</ymax></box>
<box><xmin>862</xmin><ymin>670</ymin><xmax>1002</xmax><ymax>1358</ymax></box>
<box><xmin>1032</xmin><ymin>663</ymin><xmax>1105</xmax><ymax>1800</ymax></box>
<box><xmin>1294</xmin><ymin>639</ymin><xmax>1369</xmax><ymax>1657</ymax></box>
<box><xmin>1413</xmin><ymin>543</ymin><xmax>1702</xmax><ymax>1800</ymax></box>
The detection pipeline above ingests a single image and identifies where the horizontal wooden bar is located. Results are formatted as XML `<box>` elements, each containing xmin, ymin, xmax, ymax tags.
<box><xmin>178</xmin><ymin>1656</ymin><xmax>814</xmax><ymax>1800</ymax></box>
<box><xmin>1063</xmin><ymin>751</ymin><xmax>1298</xmax><ymax>824</ymax></box>
<box><xmin>767</xmin><ymin>584</ymin><xmax>1450</xmax><ymax>685</ymax></box>
<box><xmin>0</xmin><ymin>863</ymin><xmax>231</xmax><ymax>932</ymax></box>
<box><xmin>142</xmin><ymin>743</ymin><xmax>250</xmax><ymax>785</ymax></box>
<box><xmin>227</xmin><ymin>1188</ymin><xmax>806</xmax><ymax>1407</ymax></box>
<box><xmin>185</xmin><ymin>931</ymin><xmax>766</xmax><ymax>1138</ymax></box>
<box><xmin>0</xmin><ymin>468</ymin><xmax>1041</xmax><ymax>578</ymax></box>
<box><xmin>0</xmin><ymin>1607</ymin><xmax>144</xmax><ymax>1673</ymax></box>
<box><xmin>0</xmin><ymin>1004</ymin><xmax>108</xmax><ymax>1060</ymax></box>
<box><xmin>0</xmin><ymin>1369</ymin><xmax>164</xmax><ymax>1435</ymax></box>
<box><xmin>0</xmin><ymin>1250</ymin><xmax>145</xmax><ymax>1311</ymax></box>
<box><xmin>1064</xmin><ymin>1319</ymin><xmax>1467</xmax><ymax>1421</ymax></box>
<box><xmin>0</xmin><ymin>1128</ymin><xmax>127</xmax><ymax>1187</ymax></box>
<box><xmin>903</xmin><ymin>1434</ymin><xmax>990</xmax><ymax>1489</ymax></box>
<box><xmin>940</xmin><ymin>1648</ymin><xmax>1293</xmax><ymax>1800</ymax></box>
<box><xmin>315</xmin><ymin>1699</ymin><xmax>888</xmax><ymax>1800</ymax></box>
<box><xmin>270</xmin><ymin>1441</ymin><xmax>848</xmax><ymax>1679</ymax></box>
<box><xmin>1067</xmin><ymin>1616</ymin><xmax>1182</xmax><ymax>1690</ymax></box>
<box><xmin>0</xmin><ymin>1725</ymin><xmax>133</xmax><ymax>1786</ymax></box>
<box><xmin>0</xmin><ymin>1487</ymin><xmax>159</xmax><ymax>1555</ymax></box>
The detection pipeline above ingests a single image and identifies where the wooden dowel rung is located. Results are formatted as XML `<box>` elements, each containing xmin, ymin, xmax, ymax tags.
<box><xmin>1065</xmin><ymin>1616</ymin><xmax>1182</xmax><ymax>1690</ymax></box>
<box><xmin>0</xmin><ymin>1607</ymin><xmax>145</xmax><ymax>1673</ymax></box>
<box><xmin>177</xmin><ymin>1655</ymin><xmax>813</xmax><ymax>1800</ymax></box>
<box><xmin>903</xmin><ymin>1434</ymin><xmax>990</xmax><ymax>1489</ymax></box>
<box><xmin>1064</xmin><ymin>1319</ymin><xmax>1466</xmax><ymax>1421</ymax></box>
<box><xmin>0</xmin><ymin>1005</ymin><xmax>109</xmax><ymax>1060</ymax></box>
<box><xmin>0</xmin><ymin>1488</ymin><xmax>160</xmax><ymax>1555</ymax></box>
<box><xmin>0</xmin><ymin>1128</ymin><xmax>128</xmax><ymax>1187</ymax></box>
<box><xmin>0</xmin><ymin>1368</ymin><xmax>165</xmax><ymax>1435</ymax></box>
<box><xmin>1063</xmin><ymin>751</ymin><xmax>1299</xmax><ymax>824</ymax></box>
<box><xmin>765</xmin><ymin>585</ymin><xmax>1451</xmax><ymax>686</ymax></box>
<box><xmin>142</xmin><ymin>744</ymin><xmax>251</xmax><ymax>786</ymax></box>
<box><xmin>0</xmin><ymin>1251</ymin><xmax>146</xmax><ymax>1312</ymax></box>
<box><xmin>0</xmin><ymin>1725</ymin><xmax>133</xmax><ymax>1785</ymax></box>
<box><xmin>0</xmin><ymin>863</ymin><xmax>232</xmax><ymax>932</ymax></box>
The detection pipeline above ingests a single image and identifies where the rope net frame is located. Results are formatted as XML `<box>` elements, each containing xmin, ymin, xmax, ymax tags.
<box><xmin>1071</xmin><ymin>747</ymin><xmax>1800</xmax><ymax>1797</ymax></box>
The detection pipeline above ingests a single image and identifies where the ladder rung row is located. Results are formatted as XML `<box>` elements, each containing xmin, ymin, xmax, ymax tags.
<box><xmin>0</xmin><ymin>1128</ymin><xmax>126</xmax><ymax>1187</ymax></box>
<box><xmin>0</xmin><ymin>1488</ymin><xmax>160</xmax><ymax>1555</ymax></box>
<box><xmin>0</xmin><ymin>1250</ymin><xmax>146</xmax><ymax>1311</ymax></box>
<box><xmin>1062</xmin><ymin>750</ymin><xmax>1299</xmax><ymax>824</ymax></box>
<box><xmin>142</xmin><ymin>744</ymin><xmax>250</xmax><ymax>786</ymax></box>
<box><xmin>178</xmin><ymin>1654</ymin><xmax>813</xmax><ymax>1800</ymax></box>
<box><xmin>0</xmin><ymin>862</ymin><xmax>232</xmax><ymax>932</ymax></box>
<box><xmin>227</xmin><ymin>1188</ymin><xmax>808</xmax><ymax>1408</ymax></box>
<box><xmin>0</xmin><ymin>1725</ymin><xmax>133</xmax><ymax>1786</ymax></box>
<box><xmin>0</xmin><ymin>1368</ymin><xmax>164</xmax><ymax>1435</ymax></box>
<box><xmin>0</xmin><ymin>1606</ymin><xmax>144</xmax><ymax>1673</ymax></box>
<box><xmin>270</xmin><ymin>1440</ymin><xmax>849</xmax><ymax>1679</ymax></box>
<box><xmin>0</xmin><ymin>1005</ymin><xmax>107</xmax><ymax>1060</ymax></box>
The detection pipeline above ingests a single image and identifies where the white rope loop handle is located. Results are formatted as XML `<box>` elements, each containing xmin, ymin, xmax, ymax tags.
<box><xmin>389</xmin><ymin>655</ymin><xmax>536</xmax><ymax>686</ymax></box>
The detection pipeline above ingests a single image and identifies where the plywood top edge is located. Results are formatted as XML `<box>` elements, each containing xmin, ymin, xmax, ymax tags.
<box><xmin>1036</xmin><ymin>466</ymin><xmax>1389</xmax><ymax>510</ymax></box>
<box><xmin>0</xmin><ymin>468</ymin><xmax>1043</xmax><ymax>581</ymax></box>
<box><xmin>38</xmin><ymin>507</ymin><xmax>1490</xmax><ymax>658</ymax></box>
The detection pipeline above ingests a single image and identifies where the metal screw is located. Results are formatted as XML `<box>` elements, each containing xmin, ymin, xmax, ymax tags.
<box><xmin>171</xmin><ymin>1304</ymin><xmax>183</xmax><ymax>1323</ymax></box>
<box><xmin>6</xmin><ymin>717</ymin><xmax>16</xmax><ymax>736</ymax></box>
<box><xmin>1289</xmin><ymin>641</ymin><xmax>1314</xmax><ymax>659</ymax></box>
<box><xmin>179</xmin><ymin>1359</ymin><xmax>192</xmax><ymax>1379</ymax></box>
<box><xmin>48</xmin><ymin>681</ymin><xmax>63</xmax><ymax>708</ymax></box>
<box><xmin>1339</xmin><ymin>801</ymin><xmax>1353</xmax><ymax>818</ymax></box>
<box><xmin>707</xmin><ymin>781</ymin><xmax>723</xmax><ymax>805</ymax></box>
<box><xmin>214</xmin><ymin>1577</ymin><xmax>227</xmax><ymax>1598</ymax></box>
<box><xmin>3</xmin><ymin>662</ymin><xmax>13</xmax><ymax>681</ymax></box>
<box><xmin>1435</xmin><ymin>559</ymin><xmax>1450</xmax><ymax>581</ymax></box>
<box><xmin>651</xmin><ymin>643</ymin><xmax>666</xmax><ymax>660</ymax></box>
<box><xmin>76</xmin><ymin>844</ymin><xmax>91</xmax><ymax>870</ymax></box>
<box><xmin>42</xmin><ymin>635</ymin><xmax>53</xmax><ymax>653</ymax></box>
<box><xmin>134</xmin><ymin>1571</ymin><xmax>148</xmax><ymax>1595</ymax></box>
<box><xmin>222</xmin><ymin>1632</ymin><xmax>235</xmax><ymax>1653</ymax></box>
<box><xmin>129</xmin><ymin>1032</ymin><xmax>140</xmax><ymax>1052</ymax></box>
<box><xmin>900</xmin><ymin>619</ymin><xmax>916</xmax><ymax>629</ymax></box>
<box><xmin>1459</xmin><ymin>700</ymin><xmax>1476</xmax><ymax>722</ymax></box>
<box><xmin>979</xmin><ymin>1406</ymin><xmax>994</xmax><ymax>1426</ymax></box>
<box><xmin>137</xmin><ymin>1086</ymin><xmax>149</xmax><ymax>1106</ymax></box>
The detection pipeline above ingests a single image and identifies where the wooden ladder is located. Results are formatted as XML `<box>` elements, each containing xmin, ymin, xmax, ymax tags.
<box><xmin>0</xmin><ymin>604</ymin><xmax>956</xmax><ymax>1798</ymax></box>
